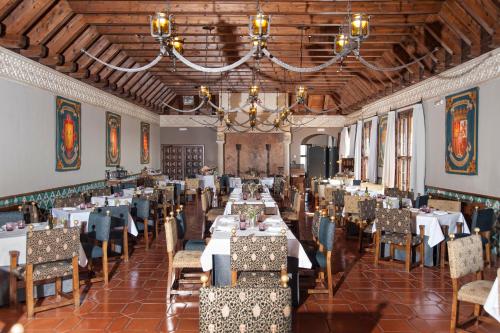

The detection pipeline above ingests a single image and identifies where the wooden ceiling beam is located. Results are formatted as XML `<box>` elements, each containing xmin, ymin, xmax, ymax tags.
<box><xmin>148</xmin><ymin>86</ymin><xmax>170</xmax><ymax>106</ymax></box>
<box><xmin>0</xmin><ymin>0</ymin><xmax>21</xmax><ymax>21</ymax></box>
<box><xmin>107</xmin><ymin>57</ymin><xmax>135</xmax><ymax>87</ymax></box>
<box><xmin>134</xmin><ymin>77</ymin><xmax>158</xmax><ymax>100</ymax></box>
<box><xmin>1</xmin><ymin>0</ymin><xmax>57</xmax><ymax>36</ymax></box>
<box><xmin>129</xmin><ymin>73</ymin><xmax>153</xmax><ymax>97</ymax></box>
<box><xmin>62</xmin><ymin>26</ymin><xmax>100</xmax><ymax>65</ymax></box>
<box><xmin>98</xmin><ymin>51</ymin><xmax>128</xmax><ymax>80</ymax></box>
<box><xmin>142</xmin><ymin>82</ymin><xmax>165</xmax><ymax>103</ymax></box>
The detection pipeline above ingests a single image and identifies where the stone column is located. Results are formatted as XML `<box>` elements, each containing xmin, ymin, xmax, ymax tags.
<box><xmin>216</xmin><ymin>127</ymin><xmax>225</xmax><ymax>174</ymax></box>
<box><xmin>283</xmin><ymin>132</ymin><xmax>291</xmax><ymax>176</ymax></box>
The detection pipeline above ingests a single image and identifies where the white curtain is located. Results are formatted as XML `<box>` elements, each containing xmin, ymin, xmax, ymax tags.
<box><xmin>348</xmin><ymin>123</ymin><xmax>357</xmax><ymax>158</ymax></box>
<box><xmin>382</xmin><ymin>111</ymin><xmax>396</xmax><ymax>187</ymax></box>
<box><xmin>339</xmin><ymin>127</ymin><xmax>349</xmax><ymax>173</ymax></box>
<box><xmin>410</xmin><ymin>103</ymin><xmax>426</xmax><ymax>198</ymax></box>
<box><xmin>368</xmin><ymin>117</ymin><xmax>378</xmax><ymax>183</ymax></box>
<box><xmin>354</xmin><ymin>120</ymin><xmax>363</xmax><ymax>180</ymax></box>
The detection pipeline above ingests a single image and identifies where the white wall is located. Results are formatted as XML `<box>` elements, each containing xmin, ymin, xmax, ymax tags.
<box><xmin>290</xmin><ymin>127</ymin><xmax>341</xmax><ymax>164</ymax></box>
<box><xmin>424</xmin><ymin>77</ymin><xmax>500</xmax><ymax>197</ymax></box>
<box><xmin>0</xmin><ymin>78</ymin><xmax>160</xmax><ymax>197</ymax></box>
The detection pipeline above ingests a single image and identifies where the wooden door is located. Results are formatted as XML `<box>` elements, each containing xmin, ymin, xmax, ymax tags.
<box><xmin>161</xmin><ymin>145</ymin><xmax>205</xmax><ymax>179</ymax></box>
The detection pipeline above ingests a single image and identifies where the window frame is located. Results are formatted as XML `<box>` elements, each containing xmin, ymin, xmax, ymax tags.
<box><xmin>395</xmin><ymin>109</ymin><xmax>413</xmax><ymax>191</ymax></box>
<box><xmin>361</xmin><ymin>120</ymin><xmax>372</xmax><ymax>181</ymax></box>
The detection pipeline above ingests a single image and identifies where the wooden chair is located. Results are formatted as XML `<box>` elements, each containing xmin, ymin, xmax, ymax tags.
<box><xmin>332</xmin><ymin>189</ymin><xmax>345</xmax><ymax>226</ymax></box>
<box><xmin>471</xmin><ymin>207</ymin><xmax>496</xmax><ymax>267</ymax></box>
<box><xmin>99</xmin><ymin>205</ymin><xmax>130</xmax><ymax>262</ymax></box>
<box><xmin>428</xmin><ymin>198</ymin><xmax>461</xmax><ymax>212</ymax></box>
<box><xmin>230</xmin><ymin>229</ymin><xmax>288</xmax><ymax>287</ymax></box>
<box><xmin>344</xmin><ymin>195</ymin><xmax>369</xmax><ymax>239</ymax></box>
<box><xmin>131</xmin><ymin>197</ymin><xmax>155</xmax><ymax>250</ymax></box>
<box><xmin>447</xmin><ymin>233</ymin><xmax>498</xmax><ymax>332</ymax></box>
<box><xmin>204</xmin><ymin>189</ymin><xmax>225</xmax><ymax>226</ymax></box>
<box><xmin>199</xmin><ymin>273</ymin><xmax>292</xmax><ymax>333</ymax></box>
<box><xmin>53</xmin><ymin>195</ymin><xmax>84</xmax><ymax>208</ymax></box>
<box><xmin>384</xmin><ymin>188</ymin><xmax>413</xmax><ymax>199</ymax></box>
<box><xmin>164</xmin><ymin>213</ymin><xmax>205</xmax><ymax>303</ymax></box>
<box><xmin>184</xmin><ymin>178</ymin><xmax>200</xmax><ymax>204</ymax></box>
<box><xmin>21</xmin><ymin>201</ymin><xmax>40</xmax><ymax>224</ymax></box>
<box><xmin>308</xmin><ymin>214</ymin><xmax>336</xmax><ymax>297</ymax></box>
<box><xmin>81</xmin><ymin>211</ymin><xmax>119</xmax><ymax>286</ymax></box>
<box><xmin>357</xmin><ymin>199</ymin><xmax>377</xmax><ymax>252</ymax></box>
<box><xmin>9</xmin><ymin>225</ymin><xmax>80</xmax><ymax>317</ymax></box>
<box><xmin>374</xmin><ymin>208</ymin><xmax>425</xmax><ymax>272</ymax></box>
<box><xmin>281</xmin><ymin>192</ymin><xmax>303</xmax><ymax>236</ymax></box>
<box><xmin>176</xmin><ymin>206</ymin><xmax>207</xmax><ymax>251</ymax></box>
<box><xmin>92</xmin><ymin>187</ymin><xmax>112</xmax><ymax>197</ymax></box>
<box><xmin>0</xmin><ymin>210</ymin><xmax>24</xmax><ymax>228</ymax></box>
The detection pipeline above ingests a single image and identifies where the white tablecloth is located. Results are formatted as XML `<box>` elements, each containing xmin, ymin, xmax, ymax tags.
<box><xmin>229</xmin><ymin>177</ymin><xmax>242</xmax><ymax>188</ymax></box>
<box><xmin>200</xmin><ymin>215</ymin><xmax>312</xmax><ymax>271</ymax></box>
<box><xmin>224</xmin><ymin>187</ymin><xmax>278</xmax><ymax>215</ymax></box>
<box><xmin>0</xmin><ymin>223</ymin><xmax>87</xmax><ymax>267</ymax></box>
<box><xmin>382</xmin><ymin>197</ymin><xmax>413</xmax><ymax>209</ymax></box>
<box><xmin>484</xmin><ymin>277</ymin><xmax>500</xmax><ymax>322</ymax></box>
<box><xmin>122</xmin><ymin>187</ymin><xmax>154</xmax><ymax>196</ymax></box>
<box><xmin>197</xmin><ymin>175</ymin><xmax>216</xmax><ymax>191</ymax></box>
<box><xmin>415</xmin><ymin>211</ymin><xmax>468</xmax><ymax>247</ymax></box>
<box><xmin>260</xmin><ymin>177</ymin><xmax>274</xmax><ymax>188</ymax></box>
<box><xmin>91</xmin><ymin>195</ymin><xmax>133</xmax><ymax>207</ymax></box>
<box><xmin>53</xmin><ymin>206</ymin><xmax>138</xmax><ymax>237</ymax></box>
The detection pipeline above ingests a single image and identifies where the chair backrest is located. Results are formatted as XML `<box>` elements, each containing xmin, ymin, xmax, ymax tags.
<box><xmin>344</xmin><ymin>195</ymin><xmax>368</xmax><ymax>214</ymax></box>
<box><xmin>231</xmin><ymin>203</ymin><xmax>265</xmax><ymax>216</ymax></box>
<box><xmin>375</xmin><ymin>208</ymin><xmax>412</xmax><ymax>234</ymax></box>
<box><xmin>318</xmin><ymin>216</ymin><xmax>336</xmax><ymax>251</ymax></box>
<box><xmin>175</xmin><ymin>208</ymin><xmax>186</xmax><ymax>240</ymax></box>
<box><xmin>0</xmin><ymin>211</ymin><xmax>24</xmax><ymax>227</ymax></box>
<box><xmin>353</xmin><ymin>179</ymin><xmax>362</xmax><ymax>186</ymax></box>
<box><xmin>415</xmin><ymin>194</ymin><xmax>429</xmax><ymax>208</ymax></box>
<box><xmin>447</xmin><ymin>234</ymin><xmax>483</xmax><ymax>279</ymax></box>
<box><xmin>428</xmin><ymin>198</ymin><xmax>461</xmax><ymax>212</ymax></box>
<box><xmin>324</xmin><ymin>187</ymin><xmax>334</xmax><ymax>202</ymax></box>
<box><xmin>358</xmin><ymin>199</ymin><xmax>376</xmax><ymax>221</ymax></box>
<box><xmin>293</xmin><ymin>193</ymin><xmax>302</xmax><ymax>213</ymax></box>
<box><xmin>97</xmin><ymin>205</ymin><xmax>129</xmax><ymax>228</ymax></box>
<box><xmin>199</xmin><ymin>285</ymin><xmax>292</xmax><ymax>333</ymax></box>
<box><xmin>201</xmin><ymin>190</ymin><xmax>209</xmax><ymax>213</ymax></box>
<box><xmin>230</xmin><ymin>235</ymin><xmax>287</xmax><ymax>272</ymax></box>
<box><xmin>185</xmin><ymin>178</ymin><xmax>200</xmax><ymax>190</ymax></box>
<box><xmin>471</xmin><ymin>207</ymin><xmax>495</xmax><ymax>232</ymax></box>
<box><xmin>131</xmin><ymin>197</ymin><xmax>150</xmax><ymax>219</ymax></box>
<box><xmin>164</xmin><ymin>215</ymin><xmax>178</xmax><ymax>253</ymax></box>
<box><xmin>311</xmin><ymin>210</ymin><xmax>321</xmax><ymax>240</ymax></box>
<box><xmin>333</xmin><ymin>189</ymin><xmax>345</xmax><ymax>207</ymax></box>
<box><xmin>53</xmin><ymin>195</ymin><xmax>83</xmax><ymax>208</ymax></box>
<box><xmin>26</xmin><ymin>226</ymin><xmax>80</xmax><ymax>264</ymax></box>
<box><xmin>21</xmin><ymin>202</ymin><xmax>39</xmax><ymax>223</ymax></box>
<box><xmin>92</xmin><ymin>187</ymin><xmax>111</xmax><ymax>197</ymax></box>
<box><xmin>86</xmin><ymin>212</ymin><xmax>111</xmax><ymax>242</ymax></box>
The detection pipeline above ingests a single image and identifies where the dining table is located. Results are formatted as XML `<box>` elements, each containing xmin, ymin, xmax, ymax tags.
<box><xmin>223</xmin><ymin>187</ymin><xmax>280</xmax><ymax>216</ymax></box>
<box><xmin>484</xmin><ymin>277</ymin><xmax>500</xmax><ymax>323</ymax></box>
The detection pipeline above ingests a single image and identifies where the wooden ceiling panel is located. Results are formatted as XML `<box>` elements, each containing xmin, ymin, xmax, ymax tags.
<box><xmin>0</xmin><ymin>0</ymin><xmax>497</xmax><ymax>114</ymax></box>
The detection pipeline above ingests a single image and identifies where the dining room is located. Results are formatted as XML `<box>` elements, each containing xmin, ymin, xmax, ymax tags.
<box><xmin>0</xmin><ymin>1</ymin><xmax>499</xmax><ymax>332</ymax></box>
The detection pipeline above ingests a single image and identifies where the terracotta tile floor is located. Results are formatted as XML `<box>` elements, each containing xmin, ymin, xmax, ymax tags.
<box><xmin>0</xmin><ymin>200</ymin><xmax>498</xmax><ymax>333</ymax></box>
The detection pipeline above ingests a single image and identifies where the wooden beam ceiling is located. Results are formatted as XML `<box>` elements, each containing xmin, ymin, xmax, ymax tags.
<box><xmin>0</xmin><ymin>0</ymin><xmax>498</xmax><ymax>115</ymax></box>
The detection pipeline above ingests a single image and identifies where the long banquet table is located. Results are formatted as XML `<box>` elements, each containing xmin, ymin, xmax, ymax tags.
<box><xmin>200</xmin><ymin>185</ymin><xmax>311</xmax><ymax>305</ymax></box>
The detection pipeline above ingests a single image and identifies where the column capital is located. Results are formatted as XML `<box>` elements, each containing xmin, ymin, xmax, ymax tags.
<box><xmin>283</xmin><ymin>131</ymin><xmax>292</xmax><ymax>143</ymax></box>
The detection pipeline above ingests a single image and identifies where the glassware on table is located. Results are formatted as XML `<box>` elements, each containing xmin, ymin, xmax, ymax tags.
<box><xmin>258</xmin><ymin>223</ymin><xmax>266</xmax><ymax>231</ymax></box>
<box><xmin>17</xmin><ymin>221</ymin><xmax>25</xmax><ymax>229</ymax></box>
<box><xmin>5</xmin><ymin>223</ymin><xmax>15</xmax><ymax>231</ymax></box>
<box><xmin>239</xmin><ymin>221</ymin><xmax>247</xmax><ymax>230</ymax></box>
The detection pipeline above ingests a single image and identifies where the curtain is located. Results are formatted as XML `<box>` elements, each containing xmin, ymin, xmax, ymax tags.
<box><xmin>382</xmin><ymin>111</ymin><xmax>396</xmax><ymax>187</ymax></box>
<box><xmin>410</xmin><ymin>103</ymin><xmax>426</xmax><ymax>198</ymax></box>
<box><xmin>339</xmin><ymin>127</ymin><xmax>349</xmax><ymax>173</ymax></box>
<box><xmin>354</xmin><ymin>120</ymin><xmax>363</xmax><ymax>180</ymax></box>
<box><xmin>368</xmin><ymin>116</ymin><xmax>378</xmax><ymax>183</ymax></box>
<box><xmin>348</xmin><ymin>123</ymin><xmax>357</xmax><ymax>157</ymax></box>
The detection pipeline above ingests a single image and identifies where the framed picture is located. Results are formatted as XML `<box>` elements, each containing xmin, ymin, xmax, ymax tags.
<box><xmin>140</xmin><ymin>122</ymin><xmax>150</xmax><ymax>164</ymax></box>
<box><xmin>378</xmin><ymin>115</ymin><xmax>387</xmax><ymax>168</ymax></box>
<box><xmin>445</xmin><ymin>87</ymin><xmax>478</xmax><ymax>175</ymax></box>
<box><xmin>56</xmin><ymin>96</ymin><xmax>81</xmax><ymax>171</ymax></box>
<box><xmin>106</xmin><ymin>112</ymin><xmax>121</xmax><ymax>167</ymax></box>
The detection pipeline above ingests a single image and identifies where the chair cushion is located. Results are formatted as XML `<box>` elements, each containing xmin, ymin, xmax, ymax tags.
<box><xmin>315</xmin><ymin>251</ymin><xmax>327</xmax><ymax>269</ymax></box>
<box><xmin>172</xmin><ymin>250</ymin><xmax>202</xmax><ymax>268</ymax></box>
<box><xmin>185</xmin><ymin>239</ymin><xmax>206</xmax><ymax>251</ymax></box>
<box><xmin>206</xmin><ymin>208</ymin><xmax>225</xmax><ymax>222</ymax></box>
<box><xmin>81</xmin><ymin>242</ymin><xmax>104</xmax><ymax>259</ymax></box>
<box><xmin>135</xmin><ymin>219</ymin><xmax>155</xmax><ymax>231</ymax></box>
<box><xmin>458</xmin><ymin>280</ymin><xmax>493</xmax><ymax>305</ymax></box>
<box><xmin>380</xmin><ymin>233</ymin><xmax>421</xmax><ymax>246</ymax></box>
<box><xmin>16</xmin><ymin>260</ymin><xmax>74</xmax><ymax>281</ymax></box>
<box><xmin>237</xmin><ymin>271</ymin><xmax>281</xmax><ymax>287</ymax></box>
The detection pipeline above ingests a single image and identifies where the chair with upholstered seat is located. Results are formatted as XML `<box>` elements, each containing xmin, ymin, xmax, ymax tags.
<box><xmin>344</xmin><ymin>195</ymin><xmax>369</xmax><ymax>239</ymax></box>
<box><xmin>53</xmin><ymin>195</ymin><xmax>84</xmax><ymax>209</ymax></box>
<box><xmin>447</xmin><ymin>233</ymin><xmax>499</xmax><ymax>332</ymax></box>
<box><xmin>21</xmin><ymin>201</ymin><xmax>40</xmax><ymax>224</ymax></box>
<box><xmin>9</xmin><ymin>225</ymin><xmax>80</xmax><ymax>317</ymax></box>
<box><xmin>164</xmin><ymin>213</ymin><xmax>205</xmax><ymax>303</ymax></box>
<box><xmin>131</xmin><ymin>197</ymin><xmax>156</xmax><ymax>250</ymax></box>
<box><xmin>374</xmin><ymin>208</ymin><xmax>425</xmax><ymax>272</ymax></box>
<box><xmin>199</xmin><ymin>273</ymin><xmax>292</xmax><ymax>333</ymax></box>
<box><xmin>80</xmin><ymin>211</ymin><xmax>118</xmax><ymax>286</ymax></box>
<box><xmin>415</xmin><ymin>194</ymin><xmax>429</xmax><ymax>208</ymax></box>
<box><xmin>357</xmin><ymin>199</ymin><xmax>377</xmax><ymax>252</ymax></box>
<box><xmin>428</xmin><ymin>198</ymin><xmax>461</xmax><ymax>212</ymax></box>
<box><xmin>204</xmin><ymin>189</ymin><xmax>225</xmax><ymax>227</ymax></box>
<box><xmin>281</xmin><ymin>193</ymin><xmax>303</xmax><ymax>236</ymax></box>
<box><xmin>176</xmin><ymin>206</ymin><xmax>207</xmax><ymax>251</ymax></box>
<box><xmin>184</xmin><ymin>178</ymin><xmax>200</xmax><ymax>204</ymax></box>
<box><xmin>332</xmin><ymin>189</ymin><xmax>345</xmax><ymax>226</ymax></box>
<box><xmin>308</xmin><ymin>214</ymin><xmax>336</xmax><ymax>297</ymax></box>
<box><xmin>230</xmin><ymin>229</ymin><xmax>288</xmax><ymax>287</ymax></box>
<box><xmin>0</xmin><ymin>210</ymin><xmax>24</xmax><ymax>228</ymax></box>
<box><xmin>471</xmin><ymin>207</ymin><xmax>496</xmax><ymax>267</ymax></box>
<box><xmin>92</xmin><ymin>187</ymin><xmax>112</xmax><ymax>197</ymax></box>
<box><xmin>98</xmin><ymin>205</ymin><xmax>130</xmax><ymax>262</ymax></box>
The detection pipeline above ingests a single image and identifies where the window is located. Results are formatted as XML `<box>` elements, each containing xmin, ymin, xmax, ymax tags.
<box><xmin>361</xmin><ymin>121</ymin><xmax>371</xmax><ymax>181</ymax></box>
<box><xmin>396</xmin><ymin>110</ymin><xmax>413</xmax><ymax>191</ymax></box>
<box><xmin>300</xmin><ymin>144</ymin><xmax>308</xmax><ymax>170</ymax></box>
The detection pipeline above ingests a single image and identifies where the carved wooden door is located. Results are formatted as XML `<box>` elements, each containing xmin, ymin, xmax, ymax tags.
<box><xmin>161</xmin><ymin>145</ymin><xmax>204</xmax><ymax>179</ymax></box>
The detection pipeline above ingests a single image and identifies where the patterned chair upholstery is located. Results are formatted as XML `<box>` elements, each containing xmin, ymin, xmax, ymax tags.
<box><xmin>231</xmin><ymin>203</ymin><xmax>265</xmax><ymax>216</ymax></box>
<box><xmin>344</xmin><ymin>195</ymin><xmax>369</xmax><ymax>238</ymax></box>
<box><xmin>53</xmin><ymin>195</ymin><xmax>84</xmax><ymax>208</ymax></box>
<box><xmin>447</xmin><ymin>234</ymin><xmax>495</xmax><ymax>331</ymax></box>
<box><xmin>357</xmin><ymin>199</ymin><xmax>377</xmax><ymax>252</ymax></box>
<box><xmin>428</xmin><ymin>198</ymin><xmax>461</xmax><ymax>212</ymax></box>
<box><xmin>9</xmin><ymin>225</ymin><xmax>80</xmax><ymax>317</ymax></box>
<box><xmin>81</xmin><ymin>212</ymin><xmax>115</xmax><ymax>285</ymax></box>
<box><xmin>374</xmin><ymin>208</ymin><xmax>424</xmax><ymax>272</ymax></box>
<box><xmin>0</xmin><ymin>211</ymin><xmax>24</xmax><ymax>228</ymax></box>
<box><xmin>230</xmin><ymin>234</ymin><xmax>287</xmax><ymax>287</ymax></box>
<box><xmin>184</xmin><ymin>178</ymin><xmax>200</xmax><ymax>202</ymax></box>
<box><xmin>164</xmin><ymin>215</ymin><xmax>203</xmax><ymax>302</ymax></box>
<box><xmin>324</xmin><ymin>187</ymin><xmax>335</xmax><ymax>202</ymax></box>
<box><xmin>384</xmin><ymin>188</ymin><xmax>413</xmax><ymax>199</ymax></box>
<box><xmin>199</xmin><ymin>283</ymin><xmax>292</xmax><ymax>333</ymax></box>
<box><xmin>92</xmin><ymin>187</ymin><xmax>112</xmax><ymax>197</ymax></box>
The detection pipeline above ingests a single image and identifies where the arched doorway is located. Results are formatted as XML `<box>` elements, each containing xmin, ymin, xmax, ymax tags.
<box><xmin>300</xmin><ymin>134</ymin><xmax>338</xmax><ymax>179</ymax></box>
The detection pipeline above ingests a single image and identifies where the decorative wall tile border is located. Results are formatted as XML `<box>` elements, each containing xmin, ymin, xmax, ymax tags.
<box><xmin>426</xmin><ymin>186</ymin><xmax>500</xmax><ymax>212</ymax></box>
<box><xmin>0</xmin><ymin>180</ymin><xmax>106</xmax><ymax>210</ymax></box>
<box><xmin>0</xmin><ymin>46</ymin><xmax>160</xmax><ymax>124</ymax></box>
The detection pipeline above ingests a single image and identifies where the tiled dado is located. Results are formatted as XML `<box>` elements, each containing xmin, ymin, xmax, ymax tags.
<box><xmin>426</xmin><ymin>186</ymin><xmax>500</xmax><ymax>212</ymax></box>
<box><xmin>0</xmin><ymin>180</ymin><xmax>106</xmax><ymax>210</ymax></box>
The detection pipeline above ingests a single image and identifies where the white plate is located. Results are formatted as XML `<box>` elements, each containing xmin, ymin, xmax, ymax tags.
<box><xmin>62</xmin><ymin>207</ymin><xmax>76</xmax><ymax>211</ymax></box>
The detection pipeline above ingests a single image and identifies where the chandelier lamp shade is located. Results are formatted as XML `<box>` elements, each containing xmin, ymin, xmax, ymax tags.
<box><xmin>334</xmin><ymin>33</ymin><xmax>349</xmax><ymax>55</ymax></box>
<box><xmin>295</xmin><ymin>85</ymin><xmax>308</xmax><ymax>103</ymax></box>
<box><xmin>199</xmin><ymin>85</ymin><xmax>211</xmax><ymax>100</ymax></box>
<box><xmin>350</xmin><ymin>14</ymin><xmax>370</xmax><ymax>40</ymax></box>
<box><xmin>150</xmin><ymin>12</ymin><xmax>173</xmax><ymax>42</ymax></box>
<box><xmin>169</xmin><ymin>36</ymin><xmax>185</xmax><ymax>54</ymax></box>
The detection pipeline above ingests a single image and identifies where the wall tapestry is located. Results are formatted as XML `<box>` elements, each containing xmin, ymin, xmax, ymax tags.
<box><xmin>445</xmin><ymin>87</ymin><xmax>478</xmax><ymax>175</ymax></box>
<box><xmin>56</xmin><ymin>96</ymin><xmax>81</xmax><ymax>171</ymax></box>
<box><xmin>378</xmin><ymin>115</ymin><xmax>387</xmax><ymax>167</ymax></box>
<box><xmin>106</xmin><ymin>112</ymin><xmax>121</xmax><ymax>167</ymax></box>
<box><xmin>140</xmin><ymin>122</ymin><xmax>150</xmax><ymax>164</ymax></box>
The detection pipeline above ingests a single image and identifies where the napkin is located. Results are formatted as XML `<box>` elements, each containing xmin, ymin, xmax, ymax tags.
<box><xmin>433</xmin><ymin>210</ymin><xmax>448</xmax><ymax>216</ymax></box>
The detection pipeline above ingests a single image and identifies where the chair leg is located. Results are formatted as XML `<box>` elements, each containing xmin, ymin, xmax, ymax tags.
<box><xmin>26</xmin><ymin>264</ymin><xmax>34</xmax><ymax>318</ymax></box>
<box><xmin>485</xmin><ymin>243</ymin><xmax>491</xmax><ymax>267</ymax></box>
<box><xmin>167</xmin><ymin>266</ymin><xmax>173</xmax><ymax>303</ymax></box>
<box><xmin>123</xmin><ymin>228</ymin><xmax>129</xmax><ymax>262</ymax></box>
<box><xmin>72</xmin><ymin>256</ymin><xmax>80</xmax><ymax>310</ymax></box>
<box><xmin>374</xmin><ymin>232</ymin><xmax>380</xmax><ymax>266</ymax></box>
<box><xmin>405</xmin><ymin>236</ymin><xmax>411</xmax><ymax>272</ymax></box>
<box><xmin>450</xmin><ymin>296</ymin><xmax>459</xmax><ymax>332</ymax></box>
<box><xmin>231</xmin><ymin>271</ymin><xmax>237</xmax><ymax>287</ymax></box>
<box><xmin>9</xmin><ymin>272</ymin><xmax>17</xmax><ymax>306</ymax></box>
<box><xmin>420</xmin><ymin>243</ymin><xmax>425</xmax><ymax>268</ymax></box>
<box><xmin>390</xmin><ymin>244</ymin><xmax>395</xmax><ymax>261</ymax></box>
<box><xmin>155</xmin><ymin>218</ymin><xmax>159</xmax><ymax>240</ymax></box>
<box><xmin>440</xmin><ymin>241</ymin><xmax>446</xmax><ymax>268</ymax></box>
<box><xmin>55</xmin><ymin>277</ymin><xmax>62</xmax><ymax>301</ymax></box>
<box><xmin>326</xmin><ymin>253</ymin><xmax>333</xmax><ymax>298</ymax></box>
<box><xmin>143</xmin><ymin>218</ymin><xmax>149</xmax><ymax>250</ymax></box>
<box><xmin>103</xmin><ymin>241</ymin><xmax>109</xmax><ymax>286</ymax></box>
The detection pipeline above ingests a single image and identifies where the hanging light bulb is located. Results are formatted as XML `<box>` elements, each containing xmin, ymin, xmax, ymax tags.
<box><xmin>150</xmin><ymin>12</ymin><xmax>172</xmax><ymax>41</ymax></box>
<box><xmin>334</xmin><ymin>33</ymin><xmax>349</xmax><ymax>55</ymax></box>
<box><xmin>170</xmin><ymin>36</ymin><xmax>185</xmax><ymax>54</ymax></box>
<box><xmin>224</xmin><ymin>115</ymin><xmax>231</xmax><ymax>128</ymax></box>
<box><xmin>249</xmin><ymin>105</ymin><xmax>257</xmax><ymax>121</ymax></box>
<box><xmin>249</xmin><ymin>85</ymin><xmax>259</xmax><ymax>98</ymax></box>
<box><xmin>250</xmin><ymin>119</ymin><xmax>257</xmax><ymax>129</ymax></box>
<box><xmin>217</xmin><ymin>108</ymin><xmax>225</xmax><ymax>123</ymax></box>
<box><xmin>199</xmin><ymin>85</ymin><xmax>211</xmax><ymax>100</ymax></box>
<box><xmin>251</xmin><ymin>11</ymin><xmax>270</xmax><ymax>37</ymax></box>
<box><xmin>350</xmin><ymin>14</ymin><xmax>369</xmax><ymax>40</ymax></box>
<box><xmin>296</xmin><ymin>86</ymin><xmax>307</xmax><ymax>103</ymax></box>
<box><xmin>280</xmin><ymin>108</ymin><xmax>289</xmax><ymax>121</ymax></box>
